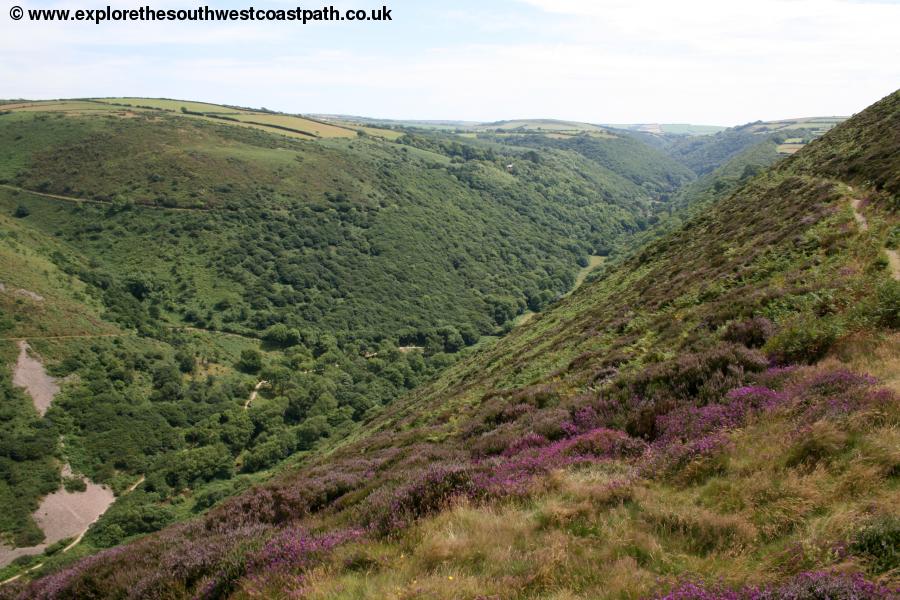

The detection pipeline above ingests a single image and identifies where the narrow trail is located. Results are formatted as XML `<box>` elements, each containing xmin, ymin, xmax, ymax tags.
<box><xmin>850</xmin><ymin>197</ymin><xmax>869</xmax><ymax>231</ymax></box>
<box><xmin>886</xmin><ymin>249</ymin><xmax>900</xmax><ymax>281</ymax></box>
<box><xmin>0</xmin><ymin>184</ymin><xmax>209</xmax><ymax>213</ymax></box>
<box><xmin>0</xmin><ymin>333</ymin><xmax>128</xmax><ymax>341</ymax></box>
<box><xmin>848</xmin><ymin>188</ymin><xmax>899</xmax><ymax>281</ymax></box>
<box><xmin>124</xmin><ymin>475</ymin><xmax>146</xmax><ymax>494</ymax></box>
<box><xmin>244</xmin><ymin>380</ymin><xmax>268</xmax><ymax>410</ymax></box>
<box><xmin>164</xmin><ymin>325</ymin><xmax>260</xmax><ymax>341</ymax></box>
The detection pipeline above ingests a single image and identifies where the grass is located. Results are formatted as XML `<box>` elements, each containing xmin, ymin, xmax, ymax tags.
<box><xmin>95</xmin><ymin>97</ymin><xmax>253</xmax><ymax>114</ymax></box>
<box><xmin>0</xmin><ymin>208</ymin><xmax>116</xmax><ymax>339</ymax></box>
<box><xmin>572</xmin><ymin>255</ymin><xmax>605</xmax><ymax>290</ymax></box>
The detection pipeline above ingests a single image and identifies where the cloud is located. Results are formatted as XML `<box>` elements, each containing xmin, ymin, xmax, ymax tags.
<box><xmin>1</xmin><ymin>0</ymin><xmax>898</xmax><ymax>123</ymax></box>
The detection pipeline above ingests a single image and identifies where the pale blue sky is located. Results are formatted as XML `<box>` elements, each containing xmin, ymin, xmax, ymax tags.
<box><xmin>2</xmin><ymin>0</ymin><xmax>899</xmax><ymax>124</ymax></box>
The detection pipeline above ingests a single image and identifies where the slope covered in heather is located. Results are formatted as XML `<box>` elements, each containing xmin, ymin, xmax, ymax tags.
<box><xmin>4</xmin><ymin>89</ymin><xmax>896</xmax><ymax>599</ymax></box>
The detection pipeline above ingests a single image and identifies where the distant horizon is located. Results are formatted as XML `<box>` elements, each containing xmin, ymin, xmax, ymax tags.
<box><xmin>1</xmin><ymin>95</ymin><xmax>859</xmax><ymax>130</ymax></box>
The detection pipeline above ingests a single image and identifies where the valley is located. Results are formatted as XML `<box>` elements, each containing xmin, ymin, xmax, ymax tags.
<box><xmin>0</xmin><ymin>90</ymin><xmax>896</xmax><ymax>599</ymax></box>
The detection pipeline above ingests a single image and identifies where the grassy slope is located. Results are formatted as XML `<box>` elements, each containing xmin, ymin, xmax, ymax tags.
<box><xmin>5</xmin><ymin>92</ymin><xmax>896</xmax><ymax>598</ymax></box>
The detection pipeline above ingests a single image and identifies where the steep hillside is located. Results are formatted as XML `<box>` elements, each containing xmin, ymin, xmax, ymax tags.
<box><xmin>621</xmin><ymin>116</ymin><xmax>844</xmax><ymax>177</ymax></box>
<box><xmin>4</xmin><ymin>91</ymin><xmax>896</xmax><ymax>599</ymax></box>
<box><xmin>470</xmin><ymin>131</ymin><xmax>695</xmax><ymax>202</ymax></box>
<box><xmin>607</xmin><ymin>137</ymin><xmax>784</xmax><ymax>260</ymax></box>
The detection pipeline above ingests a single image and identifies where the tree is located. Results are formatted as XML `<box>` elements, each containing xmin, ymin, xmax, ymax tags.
<box><xmin>13</xmin><ymin>204</ymin><xmax>29</xmax><ymax>218</ymax></box>
<box><xmin>262</xmin><ymin>323</ymin><xmax>301</xmax><ymax>347</ymax></box>
<box><xmin>296</xmin><ymin>415</ymin><xmax>330</xmax><ymax>450</ymax></box>
<box><xmin>237</xmin><ymin>349</ymin><xmax>263</xmax><ymax>373</ymax></box>
<box><xmin>218</xmin><ymin>410</ymin><xmax>254</xmax><ymax>453</ymax></box>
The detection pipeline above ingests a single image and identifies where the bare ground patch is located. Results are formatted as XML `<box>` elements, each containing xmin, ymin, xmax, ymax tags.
<box><xmin>11</xmin><ymin>341</ymin><xmax>59</xmax><ymax>417</ymax></box>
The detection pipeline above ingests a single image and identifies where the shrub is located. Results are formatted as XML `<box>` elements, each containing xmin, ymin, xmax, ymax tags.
<box><xmin>368</xmin><ymin>464</ymin><xmax>481</xmax><ymax>535</ymax></box>
<box><xmin>500</xmin><ymin>432</ymin><xmax>549</xmax><ymax>457</ymax></box>
<box><xmin>565</xmin><ymin>427</ymin><xmax>647</xmax><ymax>459</ymax></box>
<box><xmin>237</xmin><ymin>349</ymin><xmax>263</xmax><ymax>373</ymax></box>
<box><xmin>641</xmin><ymin>433</ymin><xmax>731</xmax><ymax>483</ymax></box>
<box><xmin>43</xmin><ymin>537</ymin><xmax>74</xmax><ymax>556</ymax></box>
<box><xmin>12</xmin><ymin>203</ymin><xmax>29</xmax><ymax>218</ymax></box>
<box><xmin>851</xmin><ymin>515</ymin><xmax>899</xmax><ymax>574</ymax></box>
<box><xmin>262</xmin><ymin>324</ymin><xmax>301</xmax><ymax>347</ymax></box>
<box><xmin>603</xmin><ymin>344</ymin><xmax>768</xmax><ymax>438</ymax></box>
<box><xmin>63</xmin><ymin>476</ymin><xmax>87</xmax><ymax>493</ymax></box>
<box><xmin>765</xmin><ymin>314</ymin><xmax>842</xmax><ymax>364</ymax></box>
<box><xmin>722</xmin><ymin>317</ymin><xmax>774</xmax><ymax>348</ymax></box>
<box><xmin>871</xmin><ymin>279</ymin><xmax>900</xmax><ymax>328</ymax></box>
<box><xmin>88</xmin><ymin>501</ymin><xmax>178</xmax><ymax>548</ymax></box>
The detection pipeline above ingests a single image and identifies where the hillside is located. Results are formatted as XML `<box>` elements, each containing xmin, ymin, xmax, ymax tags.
<box><xmin>606</xmin><ymin>123</ymin><xmax>727</xmax><ymax>136</ymax></box>
<box><xmin>3</xmin><ymin>90</ymin><xmax>896</xmax><ymax>598</ymax></box>
<box><xmin>0</xmin><ymin>97</ymin><xmax>701</xmax><ymax>573</ymax></box>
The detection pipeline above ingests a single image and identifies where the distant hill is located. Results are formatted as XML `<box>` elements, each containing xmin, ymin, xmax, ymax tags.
<box><xmin>606</xmin><ymin>123</ymin><xmax>727</xmax><ymax>135</ymax></box>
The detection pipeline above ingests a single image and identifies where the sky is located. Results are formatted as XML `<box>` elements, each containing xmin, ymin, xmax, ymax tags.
<box><xmin>1</xmin><ymin>0</ymin><xmax>899</xmax><ymax>125</ymax></box>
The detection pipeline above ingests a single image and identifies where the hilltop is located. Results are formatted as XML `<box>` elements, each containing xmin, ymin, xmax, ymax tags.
<box><xmin>3</xmin><ymin>89</ymin><xmax>896</xmax><ymax>599</ymax></box>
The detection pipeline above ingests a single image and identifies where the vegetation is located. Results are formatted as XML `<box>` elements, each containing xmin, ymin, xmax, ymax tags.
<box><xmin>0</xmin><ymin>94</ymin><xmax>703</xmax><ymax>562</ymax></box>
<box><xmin>0</xmin><ymin>365</ymin><xmax>58</xmax><ymax>547</ymax></box>
<box><xmin>1</xmin><ymin>88</ymin><xmax>896</xmax><ymax>598</ymax></box>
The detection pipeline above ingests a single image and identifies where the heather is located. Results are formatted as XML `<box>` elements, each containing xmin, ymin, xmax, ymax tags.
<box><xmin>656</xmin><ymin>571</ymin><xmax>899</xmax><ymax>600</ymax></box>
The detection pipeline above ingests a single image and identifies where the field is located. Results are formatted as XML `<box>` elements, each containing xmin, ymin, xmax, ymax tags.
<box><xmin>0</xmin><ymin>98</ymin><xmax>400</xmax><ymax>142</ymax></box>
<box><xmin>776</xmin><ymin>142</ymin><xmax>806</xmax><ymax>154</ymax></box>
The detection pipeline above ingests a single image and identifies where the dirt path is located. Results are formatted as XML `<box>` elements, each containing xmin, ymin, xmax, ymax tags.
<box><xmin>11</xmin><ymin>341</ymin><xmax>59</xmax><ymax>417</ymax></box>
<box><xmin>125</xmin><ymin>475</ymin><xmax>146</xmax><ymax>494</ymax></box>
<box><xmin>848</xmin><ymin>191</ymin><xmax>899</xmax><ymax>281</ymax></box>
<box><xmin>886</xmin><ymin>249</ymin><xmax>900</xmax><ymax>281</ymax></box>
<box><xmin>244</xmin><ymin>380</ymin><xmax>268</xmax><ymax>409</ymax></box>
<box><xmin>850</xmin><ymin>197</ymin><xmax>869</xmax><ymax>232</ymax></box>
<box><xmin>0</xmin><ymin>183</ymin><xmax>208</xmax><ymax>213</ymax></box>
